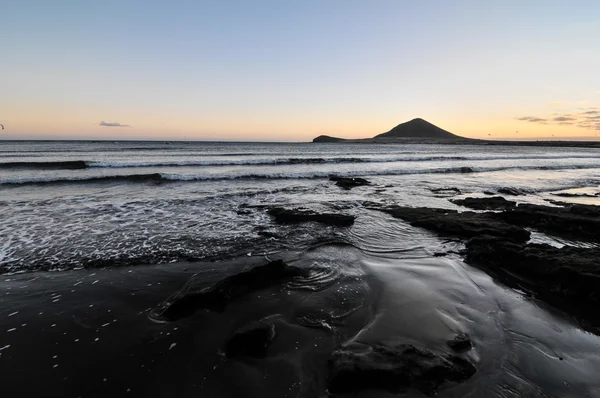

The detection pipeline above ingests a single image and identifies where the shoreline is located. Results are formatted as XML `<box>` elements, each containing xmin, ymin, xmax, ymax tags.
<box><xmin>3</xmin><ymin>140</ymin><xmax>600</xmax><ymax>396</ymax></box>
<box><xmin>3</xmin><ymin>195</ymin><xmax>600</xmax><ymax>396</ymax></box>
<box><xmin>3</xmin><ymin>138</ymin><xmax>600</xmax><ymax>149</ymax></box>
<box><xmin>312</xmin><ymin>136</ymin><xmax>600</xmax><ymax>148</ymax></box>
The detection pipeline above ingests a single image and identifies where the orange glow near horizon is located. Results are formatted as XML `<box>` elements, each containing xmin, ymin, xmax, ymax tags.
<box><xmin>2</xmin><ymin>103</ymin><xmax>599</xmax><ymax>142</ymax></box>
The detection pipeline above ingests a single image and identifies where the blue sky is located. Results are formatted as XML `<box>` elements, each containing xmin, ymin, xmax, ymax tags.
<box><xmin>1</xmin><ymin>0</ymin><xmax>599</xmax><ymax>140</ymax></box>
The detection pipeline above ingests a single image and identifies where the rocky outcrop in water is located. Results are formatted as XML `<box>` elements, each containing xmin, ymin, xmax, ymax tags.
<box><xmin>497</xmin><ymin>203</ymin><xmax>600</xmax><ymax>242</ymax></box>
<box><xmin>268</xmin><ymin>207</ymin><xmax>355</xmax><ymax>227</ymax></box>
<box><xmin>451</xmin><ymin>196</ymin><xmax>516</xmax><ymax>211</ymax></box>
<box><xmin>497</xmin><ymin>187</ymin><xmax>527</xmax><ymax>196</ymax></box>
<box><xmin>445</xmin><ymin>198</ymin><xmax>600</xmax><ymax>242</ymax></box>
<box><xmin>430</xmin><ymin>187</ymin><xmax>462</xmax><ymax>196</ymax></box>
<box><xmin>153</xmin><ymin>260</ymin><xmax>310</xmax><ymax>321</ymax></box>
<box><xmin>328</xmin><ymin>343</ymin><xmax>476</xmax><ymax>396</ymax></box>
<box><xmin>366</xmin><ymin>204</ymin><xmax>530</xmax><ymax>242</ymax></box>
<box><xmin>367</xmin><ymin>200</ymin><xmax>600</xmax><ymax>332</ymax></box>
<box><xmin>465</xmin><ymin>235</ymin><xmax>600</xmax><ymax>332</ymax></box>
<box><xmin>329</xmin><ymin>176</ymin><xmax>371</xmax><ymax>190</ymax></box>
<box><xmin>552</xmin><ymin>192</ymin><xmax>599</xmax><ymax>198</ymax></box>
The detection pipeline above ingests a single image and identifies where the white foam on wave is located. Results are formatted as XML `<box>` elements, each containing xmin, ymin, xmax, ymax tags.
<box><xmin>81</xmin><ymin>153</ymin><xmax>600</xmax><ymax>168</ymax></box>
<box><xmin>3</xmin><ymin>162</ymin><xmax>600</xmax><ymax>186</ymax></box>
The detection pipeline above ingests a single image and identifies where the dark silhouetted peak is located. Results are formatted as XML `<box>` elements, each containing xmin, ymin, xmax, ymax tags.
<box><xmin>375</xmin><ymin>118</ymin><xmax>459</xmax><ymax>139</ymax></box>
<box><xmin>312</xmin><ymin>135</ymin><xmax>346</xmax><ymax>143</ymax></box>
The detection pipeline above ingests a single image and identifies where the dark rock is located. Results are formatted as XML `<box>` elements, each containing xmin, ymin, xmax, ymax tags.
<box><xmin>465</xmin><ymin>236</ymin><xmax>600</xmax><ymax>332</ymax></box>
<box><xmin>328</xmin><ymin>343</ymin><xmax>476</xmax><ymax>396</ymax></box>
<box><xmin>451</xmin><ymin>196</ymin><xmax>516</xmax><ymax>211</ymax></box>
<box><xmin>430</xmin><ymin>187</ymin><xmax>462</xmax><ymax>195</ymax></box>
<box><xmin>459</xmin><ymin>167</ymin><xmax>473</xmax><ymax>173</ymax></box>
<box><xmin>498</xmin><ymin>187</ymin><xmax>526</xmax><ymax>196</ymax></box>
<box><xmin>366</xmin><ymin>204</ymin><xmax>529</xmax><ymax>242</ymax></box>
<box><xmin>329</xmin><ymin>176</ymin><xmax>371</xmax><ymax>190</ymax></box>
<box><xmin>498</xmin><ymin>203</ymin><xmax>600</xmax><ymax>242</ymax></box>
<box><xmin>156</xmin><ymin>260</ymin><xmax>310</xmax><ymax>321</ymax></box>
<box><xmin>446</xmin><ymin>333</ymin><xmax>472</xmax><ymax>352</ymax></box>
<box><xmin>483</xmin><ymin>191</ymin><xmax>495</xmax><ymax>195</ymax></box>
<box><xmin>268</xmin><ymin>207</ymin><xmax>355</xmax><ymax>227</ymax></box>
<box><xmin>237</xmin><ymin>209</ymin><xmax>252</xmax><ymax>215</ymax></box>
<box><xmin>257</xmin><ymin>230</ymin><xmax>278</xmax><ymax>238</ymax></box>
<box><xmin>225</xmin><ymin>320</ymin><xmax>276</xmax><ymax>358</ymax></box>
<box><xmin>0</xmin><ymin>160</ymin><xmax>88</xmax><ymax>170</ymax></box>
<box><xmin>433</xmin><ymin>252</ymin><xmax>448</xmax><ymax>257</ymax></box>
<box><xmin>552</xmin><ymin>192</ymin><xmax>599</xmax><ymax>198</ymax></box>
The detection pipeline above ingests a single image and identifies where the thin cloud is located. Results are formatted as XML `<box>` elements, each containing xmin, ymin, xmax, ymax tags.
<box><xmin>553</xmin><ymin>116</ymin><xmax>575</xmax><ymax>122</ymax></box>
<box><xmin>516</xmin><ymin>107</ymin><xmax>600</xmax><ymax>132</ymax></box>
<box><xmin>517</xmin><ymin>116</ymin><xmax>547</xmax><ymax>122</ymax></box>
<box><xmin>99</xmin><ymin>121</ymin><xmax>131</xmax><ymax>127</ymax></box>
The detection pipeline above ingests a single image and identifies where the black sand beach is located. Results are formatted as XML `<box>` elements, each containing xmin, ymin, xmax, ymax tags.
<box><xmin>4</xmin><ymin>201</ymin><xmax>600</xmax><ymax>397</ymax></box>
<box><xmin>3</xmin><ymin>141</ymin><xmax>600</xmax><ymax>397</ymax></box>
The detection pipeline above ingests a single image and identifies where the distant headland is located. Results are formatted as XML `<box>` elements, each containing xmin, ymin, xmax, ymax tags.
<box><xmin>312</xmin><ymin>118</ymin><xmax>600</xmax><ymax>148</ymax></box>
<box><xmin>313</xmin><ymin>118</ymin><xmax>469</xmax><ymax>143</ymax></box>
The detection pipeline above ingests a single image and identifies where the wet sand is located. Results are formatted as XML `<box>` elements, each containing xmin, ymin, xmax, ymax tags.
<box><xmin>3</xmin><ymin>234</ymin><xmax>600</xmax><ymax>397</ymax></box>
<box><xmin>0</xmin><ymin>245</ymin><xmax>380</xmax><ymax>398</ymax></box>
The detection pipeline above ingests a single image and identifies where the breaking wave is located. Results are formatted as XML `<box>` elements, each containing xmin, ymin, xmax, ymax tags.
<box><xmin>3</xmin><ymin>153</ymin><xmax>600</xmax><ymax>170</ymax></box>
<box><xmin>3</xmin><ymin>164</ymin><xmax>600</xmax><ymax>186</ymax></box>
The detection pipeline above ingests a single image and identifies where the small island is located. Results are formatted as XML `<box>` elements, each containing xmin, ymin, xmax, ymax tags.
<box><xmin>313</xmin><ymin>118</ymin><xmax>474</xmax><ymax>143</ymax></box>
<box><xmin>313</xmin><ymin>118</ymin><xmax>600</xmax><ymax>148</ymax></box>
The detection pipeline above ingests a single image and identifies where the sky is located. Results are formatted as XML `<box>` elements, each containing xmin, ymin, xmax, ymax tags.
<box><xmin>1</xmin><ymin>0</ymin><xmax>599</xmax><ymax>141</ymax></box>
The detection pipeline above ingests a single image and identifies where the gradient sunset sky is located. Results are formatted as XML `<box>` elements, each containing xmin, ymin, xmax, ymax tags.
<box><xmin>1</xmin><ymin>0</ymin><xmax>599</xmax><ymax>141</ymax></box>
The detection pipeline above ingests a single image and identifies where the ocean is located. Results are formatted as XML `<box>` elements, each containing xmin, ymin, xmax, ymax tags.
<box><xmin>2</xmin><ymin>140</ymin><xmax>600</xmax><ymax>397</ymax></box>
<box><xmin>2</xmin><ymin>140</ymin><xmax>600</xmax><ymax>273</ymax></box>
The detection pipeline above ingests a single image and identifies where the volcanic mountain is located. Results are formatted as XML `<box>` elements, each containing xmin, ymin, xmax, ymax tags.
<box><xmin>313</xmin><ymin>118</ymin><xmax>465</xmax><ymax>143</ymax></box>
<box><xmin>375</xmin><ymin>118</ymin><xmax>459</xmax><ymax>139</ymax></box>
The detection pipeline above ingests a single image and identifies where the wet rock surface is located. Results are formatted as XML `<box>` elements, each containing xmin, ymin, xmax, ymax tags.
<box><xmin>366</xmin><ymin>204</ymin><xmax>530</xmax><ymax>242</ymax></box>
<box><xmin>225</xmin><ymin>320</ymin><xmax>276</xmax><ymax>358</ymax></box>
<box><xmin>329</xmin><ymin>176</ymin><xmax>371</xmax><ymax>190</ymax></box>
<box><xmin>498</xmin><ymin>203</ymin><xmax>600</xmax><ymax>242</ymax></box>
<box><xmin>268</xmin><ymin>206</ymin><xmax>355</xmax><ymax>226</ymax></box>
<box><xmin>552</xmin><ymin>192</ymin><xmax>599</xmax><ymax>198</ymax></box>
<box><xmin>465</xmin><ymin>235</ymin><xmax>600</xmax><ymax>331</ymax></box>
<box><xmin>451</xmin><ymin>196</ymin><xmax>516</xmax><ymax>211</ymax></box>
<box><xmin>497</xmin><ymin>187</ymin><xmax>527</xmax><ymax>196</ymax></box>
<box><xmin>327</xmin><ymin>343</ymin><xmax>476</xmax><ymax>396</ymax></box>
<box><xmin>446</xmin><ymin>333</ymin><xmax>473</xmax><ymax>353</ymax></box>
<box><xmin>367</xmin><ymin>199</ymin><xmax>600</xmax><ymax>334</ymax></box>
<box><xmin>430</xmin><ymin>187</ymin><xmax>462</xmax><ymax>196</ymax></box>
<box><xmin>154</xmin><ymin>260</ymin><xmax>310</xmax><ymax>321</ymax></box>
